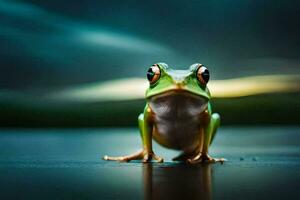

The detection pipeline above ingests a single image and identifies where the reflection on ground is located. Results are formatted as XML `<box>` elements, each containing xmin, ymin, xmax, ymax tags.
<box><xmin>143</xmin><ymin>163</ymin><xmax>212</xmax><ymax>200</ymax></box>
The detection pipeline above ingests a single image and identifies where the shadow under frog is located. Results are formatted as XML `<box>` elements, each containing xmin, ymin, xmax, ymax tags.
<box><xmin>143</xmin><ymin>163</ymin><xmax>213</xmax><ymax>200</ymax></box>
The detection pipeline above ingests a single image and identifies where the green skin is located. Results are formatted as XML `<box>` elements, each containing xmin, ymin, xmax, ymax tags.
<box><xmin>104</xmin><ymin>63</ymin><xmax>225</xmax><ymax>164</ymax></box>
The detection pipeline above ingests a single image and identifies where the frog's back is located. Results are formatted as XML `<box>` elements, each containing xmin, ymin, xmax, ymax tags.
<box><xmin>149</xmin><ymin>91</ymin><xmax>208</xmax><ymax>151</ymax></box>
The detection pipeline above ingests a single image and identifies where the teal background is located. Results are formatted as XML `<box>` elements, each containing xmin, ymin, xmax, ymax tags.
<box><xmin>1</xmin><ymin>0</ymin><xmax>300</xmax><ymax>90</ymax></box>
<box><xmin>1</xmin><ymin>0</ymin><xmax>300</xmax><ymax>127</ymax></box>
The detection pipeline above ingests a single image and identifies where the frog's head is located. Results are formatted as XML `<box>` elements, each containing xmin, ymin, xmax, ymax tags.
<box><xmin>145</xmin><ymin>63</ymin><xmax>211</xmax><ymax>100</ymax></box>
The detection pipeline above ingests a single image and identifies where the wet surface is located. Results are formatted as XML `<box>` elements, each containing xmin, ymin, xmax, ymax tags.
<box><xmin>0</xmin><ymin>127</ymin><xmax>299</xmax><ymax>200</ymax></box>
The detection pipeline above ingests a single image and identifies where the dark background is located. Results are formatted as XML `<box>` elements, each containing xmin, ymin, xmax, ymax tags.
<box><xmin>1</xmin><ymin>0</ymin><xmax>300</xmax><ymax>90</ymax></box>
<box><xmin>0</xmin><ymin>0</ymin><xmax>300</xmax><ymax>126</ymax></box>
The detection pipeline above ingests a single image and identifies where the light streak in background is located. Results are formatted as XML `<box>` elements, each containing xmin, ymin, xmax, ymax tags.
<box><xmin>81</xmin><ymin>31</ymin><xmax>168</xmax><ymax>53</ymax></box>
<box><xmin>0</xmin><ymin>1</ymin><xmax>169</xmax><ymax>57</ymax></box>
<box><xmin>211</xmin><ymin>75</ymin><xmax>300</xmax><ymax>98</ymax></box>
<box><xmin>49</xmin><ymin>74</ymin><xmax>300</xmax><ymax>102</ymax></box>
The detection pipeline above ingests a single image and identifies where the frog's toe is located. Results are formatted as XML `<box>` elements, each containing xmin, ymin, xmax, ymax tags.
<box><xmin>103</xmin><ymin>155</ymin><xmax>128</xmax><ymax>162</ymax></box>
<box><xmin>212</xmin><ymin>158</ymin><xmax>227</xmax><ymax>163</ymax></box>
<box><xmin>202</xmin><ymin>154</ymin><xmax>227</xmax><ymax>164</ymax></box>
<box><xmin>153</xmin><ymin>154</ymin><xmax>164</xmax><ymax>163</ymax></box>
<box><xmin>103</xmin><ymin>150</ymin><xmax>144</xmax><ymax>162</ymax></box>
<box><xmin>143</xmin><ymin>152</ymin><xmax>164</xmax><ymax>163</ymax></box>
<box><xmin>186</xmin><ymin>153</ymin><xmax>227</xmax><ymax>164</ymax></box>
<box><xmin>103</xmin><ymin>150</ymin><xmax>164</xmax><ymax>163</ymax></box>
<box><xmin>186</xmin><ymin>153</ymin><xmax>203</xmax><ymax>164</ymax></box>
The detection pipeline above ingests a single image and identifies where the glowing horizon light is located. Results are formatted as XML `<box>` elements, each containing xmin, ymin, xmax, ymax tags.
<box><xmin>209</xmin><ymin>75</ymin><xmax>300</xmax><ymax>98</ymax></box>
<box><xmin>49</xmin><ymin>74</ymin><xmax>300</xmax><ymax>102</ymax></box>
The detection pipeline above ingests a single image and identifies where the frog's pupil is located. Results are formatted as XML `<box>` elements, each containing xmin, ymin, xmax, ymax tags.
<box><xmin>147</xmin><ymin>68</ymin><xmax>155</xmax><ymax>81</ymax></box>
<box><xmin>202</xmin><ymin>69</ymin><xmax>210</xmax><ymax>83</ymax></box>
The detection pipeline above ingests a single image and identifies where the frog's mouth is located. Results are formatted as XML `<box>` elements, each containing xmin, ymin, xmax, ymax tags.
<box><xmin>150</xmin><ymin>90</ymin><xmax>208</xmax><ymax>102</ymax></box>
<box><xmin>147</xmin><ymin>82</ymin><xmax>211</xmax><ymax>101</ymax></box>
<box><xmin>149</xmin><ymin>90</ymin><xmax>208</xmax><ymax>115</ymax></box>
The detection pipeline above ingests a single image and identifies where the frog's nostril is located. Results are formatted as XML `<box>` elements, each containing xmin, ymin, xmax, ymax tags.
<box><xmin>173</xmin><ymin>78</ymin><xmax>181</xmax><ymax>82</ymax></box>
<box><xmin>174</xmin><ymin>80</ymin><xmax>186</xmax><ymax>88</ymax></box>
<box><xmin>172</xmin><ymin>75</ymin><xmax>185</xmax><ymax>83</ymax></box>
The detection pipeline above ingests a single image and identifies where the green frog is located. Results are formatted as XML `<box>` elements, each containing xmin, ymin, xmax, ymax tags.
<box><xmin>104</xmin><ymin>63</ymin><xmax>225</xmax><ymax>163</ymax></box>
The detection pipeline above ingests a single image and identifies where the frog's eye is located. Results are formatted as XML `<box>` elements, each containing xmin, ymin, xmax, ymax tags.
<box><xmin>147</xmin><ymin>64</ymin><xmax>161</xmax><ymax>84</ymax></box>
<box><xmin>196</xmin><ymin>65</ymin><xmax>210</xmax><ymax>85</ymax></box>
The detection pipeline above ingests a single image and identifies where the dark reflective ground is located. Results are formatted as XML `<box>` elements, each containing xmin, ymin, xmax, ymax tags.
<box><xmin>0</xmin><ymin>127</ymin><xmax>299</xmax><ymax>200</ymax></box>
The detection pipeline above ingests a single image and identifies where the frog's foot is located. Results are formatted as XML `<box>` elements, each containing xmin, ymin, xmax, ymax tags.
<box><xmin>201</xmin><ymin>154</ymin><xmax>226</xmax><ymax>164</ymax></box>
<box><xmin>103</xmin><ymin>150</ymin><xmax>164</xmax><ymax>163</ymax></box>
<box><xmin>142</xmin><ymin>151</ymin><xmax>164</xmax><ymax>163</ymax></box>
<box><xmin>187</xmin><ymin>153</ymin><xmax>226</xmax><ymax>164</ymax></box>
<box><xmin>103</xmin><ymin>150</ymin><xmax>144</xmax><ymax>162</ymax></box>
<box><xmin>186</xmin><ymin>153</ymin><xmax>203</xmax><ymax>164</ymax></box>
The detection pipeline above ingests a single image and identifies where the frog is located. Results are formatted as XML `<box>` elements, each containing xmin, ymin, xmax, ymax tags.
<box><xmin>103</xmin><ymin>63</ymin><xmax>225</xmax><ymax>164</ymax></box>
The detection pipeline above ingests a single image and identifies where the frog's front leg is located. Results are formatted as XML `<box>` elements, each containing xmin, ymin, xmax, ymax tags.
<box><xmin>103</xmin><ymin>106</ymin><xmax>163</xmax><ymax>163</ymax></box>
<box><xmin>188</xmin><ymin>112</ymin><xmax>226</xmax><ymax>164</ymax></box>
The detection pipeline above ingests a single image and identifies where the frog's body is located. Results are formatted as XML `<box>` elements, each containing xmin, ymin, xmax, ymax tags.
<box><xmin>149</xmin><ymin>91</ymin><xmax>207</xmax><ymax>151</ymax></box>
<box><xmin>104</xmin><ymin>63</ymin><xmax>225</xmax><ymax>163</ymax></box>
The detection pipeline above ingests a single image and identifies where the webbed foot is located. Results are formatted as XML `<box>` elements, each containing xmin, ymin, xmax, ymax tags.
<box><xmin>103</xmin><ymin>150</ymin><xmax>164</xmax><ymax>163</ymax></box>
<box><xmin>187</xmin><ymin>153</ymin><xmax>226</xmax><ymax>164</ymax></box>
